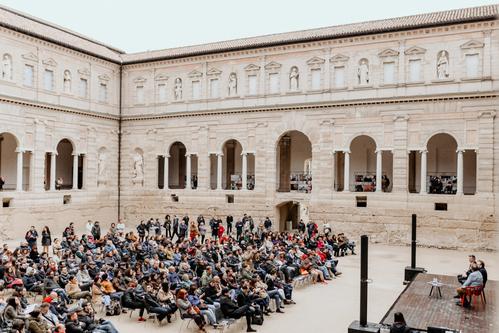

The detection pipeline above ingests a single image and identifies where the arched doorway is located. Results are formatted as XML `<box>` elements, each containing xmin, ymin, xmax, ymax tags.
<box><xmin>424</xmin><ymin>133</ymin><xmax>475</xmax><ymax>194</ymax></box>
<box><xmin>168</xmin><ymin>141</ymin><xmax>186</xmax><ymax>189</ymax></box>
<box><xmin>276</xmin><ymin>131</ymin><xmax>312</xmax><ymax>192</ymax></box>
<box><xmin>277</xmin><ymin>201</ymin><xmax>309</xmax><ymax>231</ymax></box>
<box><xmin>55</xmin><ymin>139</ymin><xmax>75</xmax><ymax>190</ymax></box>
<box><xmin>350</xmin><ymin>135</ymin><xmax>376</xmax><ymax>192</ymax></box>
<box><xmin>222</xmin><ymin>139</ymin><xmax>243</xmax><ymax>190</ymax></box>
<box><xmin>0</xmin><ymin>132</ymin><xmax>27</xmax><ymax>191</ymax></box>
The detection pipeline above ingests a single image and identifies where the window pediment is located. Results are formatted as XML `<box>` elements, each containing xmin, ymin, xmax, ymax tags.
<box><xmin>98</xmin><ymin>74</ymin><xmax>110</xmax><ymax>82</ymax></box>
<box><xmin>155</xmin><ymin>73</ymin><xmax>169</xmax><ymax>81</ymax></box>
<box><xmin>42</xmin><ymin>58</ymin><xmax>57</xmax><ymax>67</ymax></box>
<box><xmin>460</xmin><ymin>40</ymin><xmax>484</xmax><ymax>49</ymax></box>
<box><xmin>207</xmin><ymin>68</ymin><xmax>222</xmax><ymax>76</ymax></box>
<box><xmin>404</xmin><ymin>46</ymin><xmax>426</xmax><ymax>55</ymax></box>
<box><xmin>188</xmin><ymin>69</ymin><xmax>203</xmax><ymax>78</ymax></box>
<box><xmin>78</xmin><ymin>68</ymin><xmax>90</xmax><ymax>77</ymax></box>
<box><xmin>306</xmin><ymin>56</ymin><xmax>325</xmax><ymax>66</ymax></box>
<box><xmin>244</xmin><ymin>64</ymin><xmax>261</xmax><ymax>72</ymax></box>
<box><xmin>378</xmin><ymin>48</ymin><xmax>399</xmax><ymax>58</ymax></box>
<box><xmin>22</xmin><ymin>52</ymin><xmax>38</xmax><ymax>62</ymax></box>
<box><xmin>264</xmin><ymin>61</ymin><xmax>282</xmax><ymax>71</ymax></box>
<box><xmin>330</xmin><ymin>54</ymin><xmax>349</xmax><ymax>63</ymax></box>
<box><xmin>134</xmin><ymin>76</ymin><xmax>147</xmax><ymax>83</ymax></box>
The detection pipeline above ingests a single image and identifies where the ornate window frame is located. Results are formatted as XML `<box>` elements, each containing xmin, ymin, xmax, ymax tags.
<box><xmin>378</xmin><ymin>49</ymin><xmax>399</xmax><ymax>86</ymax></box>
<box><xmin>133</xmin><ymin>76</ymin><xmax>147</xmax><ymax>105</ymax></box>
<box><xmin>42</xmin><ymin>58</ymin><xmax>57</xmax><ymax>92</ymax></box>
<box><xmin>330</xmin><ymin>54</ymin><xmax>349</xmax><ymax>90</ymax></box>
<box><xmin>207</xmin><ymin>68</ymin><xmax>222</xmax><ymax>99</ymax></box>
<box><xmin>460</xmin><ymin>40</ymin><xmax>484</xmax><ymax>80</ymax></box>
<box><xmin>264</xmin><ymin>61</ymin><xmax>281</xmax><ymax>95</ymax></box>
<box><xmin>22</xmin><ymin>52</ymin><xmax>38</xmax><ymax>88</ymax></box>
<box><xmin>154</xmin><ymin>73</ymin><xmax>169</xmax><ymax>104</ymax></box>
<box><xmin>188</xmin><ymin>69</ymin><xmax>203</xmax><ymax>100</ymax></box>
<box><xmin>306</xmin><ymin>56</ymin><xmax>325</xmax><ymax>92</ymax></box>
<box><xmin>77</xmin><ymin>68</ymin><xmax>90</xmax><ymax>99</ymax></box>
<box><xmin>97</xmin><ymin>74</ymin><xmax>110</xmax><ymax>104</ymax></box>
<box><xmin>244</xmin><ymin>64</ymin><xmax>260</xmax><ymax>96</ymax></box>
<box><xmin>404</xmin><ymin>46</ymin><xmax>426</xmax><ymax>84</ymax></box>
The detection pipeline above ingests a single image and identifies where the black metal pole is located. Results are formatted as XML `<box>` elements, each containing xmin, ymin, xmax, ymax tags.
<box><xmin>360</xmin><ymin>235</ymin><xmax>368</xmax><ymax>327</ymax></box>
<box><xmin>411</xmin><ymin>214</ymin><xmax>416</xmax><ymax>269</ymax></box>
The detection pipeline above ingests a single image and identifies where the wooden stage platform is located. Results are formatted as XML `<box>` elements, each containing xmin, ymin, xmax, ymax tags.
<box><xmin>380</xmin><ymin>273</ymin><xmax>497</xmax><ymax>333</ymax></box>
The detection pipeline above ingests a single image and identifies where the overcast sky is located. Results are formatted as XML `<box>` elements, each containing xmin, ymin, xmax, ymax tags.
<box><xmin>0</xmin><ymin>0</ymin><xmax>496</xmax><ymax>53</ymax></box>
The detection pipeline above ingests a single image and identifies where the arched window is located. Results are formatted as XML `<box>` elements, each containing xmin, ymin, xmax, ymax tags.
<box><xmin>0</xmin><ymin>132</ymin><xmax>29</xmax><ymax>191</ymax></box>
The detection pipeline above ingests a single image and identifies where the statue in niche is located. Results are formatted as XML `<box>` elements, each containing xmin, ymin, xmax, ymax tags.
<box><xmin>289</xmin><ymin>66</ymin><xmax>299</xmax><ymax>91</ymax></box>
<box><xmin>2</xmin><ymin>54</ymin><xmax>12</xmax><ymax>80</ymax></box>
<box><xmin>63</xmin><ymin>70</ymin><xmax>71</xmax><ymax>93</ymax></box>
<box><xmin>228</xmin><ymin>72</ymin><xmax>237</xmax><ymax>96</ymax></box>
<box><xmin>174</xmin><ymin>78</ymin><xmax>182</xmax><ymax>100</ymax></box>
<box><xmin>97</xmin><ymin>150</ymin><xmax>107</xmax><ymax>184</ymax></box>
<box><xmin>132</xmin><ymin>151</ymin><xmax>144</xmax><ymax>184</ymax></box>
<box><xmin>436</xmin><ymin>50</ymin><xmax>449</xmax><ymax>79</ymax></box>
<box><xmin>358</xmin><ymin>59</ymin><xmax>369</xmax><ymax>85</ymax></box>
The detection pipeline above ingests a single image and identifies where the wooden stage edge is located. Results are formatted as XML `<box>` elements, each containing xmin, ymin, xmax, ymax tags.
<box><xmin>379</xmin><ymin>273</ymin><xmax>497</xmax><ymax>333</ymax></box>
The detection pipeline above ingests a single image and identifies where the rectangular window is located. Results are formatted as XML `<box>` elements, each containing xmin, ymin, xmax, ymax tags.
<box><xmin>98</xmin><ymin>83</ymin><xmax>107</xmax><ymax>102</ymax></box>
<box><xmin>136</xmin><ymin>85</ymin><xmax>144</xmax><ymax>104</ymax></box>
<box><xmin>269</xmin><ymin>73</ymin><xmax>279</xmax><ymax>94</ymax></box>
<box><xmin>24</xmin><ymin>65</ymin><xmax>34</xmax><ymax>87</ymax></box>
<box><xmin>43</xmin><ymin>69</ymin><xmax>54</xmax><ymax>91</ymax></box>
<box><xmin>79</xmin><ymin>78</ymin><xmax>88</xmax><ymax>98</ymax></box>
<box><xmin>158</xmin><ymin>83</ymin><xmax>167</xmax><ymax>102</ymax></box>
<box><xmin>209</xmin><ymin>78</ymin><xmax>219</xmax><ymax>98</ymax></box>
<box><xmin>383</xmin><ymin>62</ymin><xmax>395</xmax><ymax>84</ymax></box>
<box><xmin>465</xmin><ymin>54</ymin><xmax>479</xmax><ymax>78</ymax></box>
<box><xmin>192</xmin><ymin>80</ymin><xmax>201</xmax><ymax>99</ymax></box>
<box><xmin>248</xmin><ymin>75</ymin><xmax>257</xmax><ymax>95</ymax></box>
<box><xmin>311</xmin><ymin>68</ymin><xmax>321</xmax><ymax>90</ymax></box>
<box><xmin>334</xmin><ymin>66</ymin><xmax>345</xmax><ymax>87</ymax></box>
<box><xmin>409</xmin><ymin>59</ymin><xmax>421</xmax><ymax>82</ymax></box>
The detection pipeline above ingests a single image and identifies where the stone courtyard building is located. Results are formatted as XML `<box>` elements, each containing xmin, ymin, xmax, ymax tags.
<box><xmin>0</xmin><ymin>4</ymin><xmax>498</xmax><ymax>250</ymax></box>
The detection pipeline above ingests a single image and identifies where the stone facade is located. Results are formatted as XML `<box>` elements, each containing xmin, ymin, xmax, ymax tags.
<box><xmin>0</xmin><ymin>4</ymin><xmax>498</xmax><ymax>250</ymax></box>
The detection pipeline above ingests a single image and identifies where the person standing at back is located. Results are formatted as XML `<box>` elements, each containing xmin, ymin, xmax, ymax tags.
<box><xmin>390</xmin><ymin>312</ymin><xmax>410</xmax><ymax>333</ymax></box>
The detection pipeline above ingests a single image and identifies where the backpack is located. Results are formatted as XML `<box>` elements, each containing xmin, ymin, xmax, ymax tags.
<box><xmin>251</xmin><ymin>311</ymin><xmax>264</xmax><ymax>326</ymax></box>
<box><xmin>106</xmin><ymin>298</ymin><xmax>122</xmax><ymax>316</ymax></box>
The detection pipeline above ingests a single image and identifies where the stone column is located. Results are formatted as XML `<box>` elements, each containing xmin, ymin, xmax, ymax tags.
<box><xmin>81</xmin><ymin>154</ymin><xmax>86</xmax><ymax>189</ymax></box>
<box><xmin>29</xmin><ymin>151</ymin><xmax>34</xmax><ymax>191</ymax></box>
<box><xmin>420</xmin><ymin>150</ymin><xmax>427</xmax><ymax>194</ymax></box>
<box><xmin>50</xmin><ymin>152</ymin><xmax>56</xmax><ymax>191</ymax></box>
<box><xmin>164</xmin><ymin>155</ymin><xmax>169</xmax><ymax>190</ymax></box>
<box><xmin>278</xmin><ymin>135</ymin><xmax>291</xmax><ymax>192</ymax></box>
<box><xmin>16</xmin><ymin>148</ymin><xmax>23</xmax><ymax>191</ymax></box>
<box><xmin>216</xmin><ymin>153</ymin><xmax>223</xmax><ymax>190</ymax></box>
<box><xmin>477</xmin><ymin>111</ymin><xmax>495</xmax><ymax>193</ymax></box>
<box><xmin>241</xmin><ymin>152</ymin><xmax>248</xmax><ymax>190</ymax></box>
<box><xmin>186</xmin><ymin>153</ymin><xmax>192</xmax><ymax>189</ymax></box>
<box><xmin>72</xmin><ymin>153</ymin><xmax>79</xmax><ymax>190</ymax></box>
<box><xmin>456</xmin><ymin>149</ymin><xmax>464</xmax><ymax>195</ymax></box>
<box><xmin>376</xmin><ymin>150</ymin><xmax>382</xmax><ymax>192</ymax></box>
<box><xmin>344</xmin><ymin>151</ymin><xmax>350</xmax><ymax>192</ymax></box>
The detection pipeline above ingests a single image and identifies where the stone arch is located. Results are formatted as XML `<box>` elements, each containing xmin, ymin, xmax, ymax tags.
<box><xmin>346</xmin><ymin>132</ymin><xmax>380</xmax><ymax>150</ymax></box>
<box><xmin>0</xmin><ymin>132</ymin><xmax>22</xmax><ymax>190</ymax></box>
<box><xmin>276</xmin><ymin>130</ymin><xmax>313</xmax><ymax>193</ymax></box>
<box><xmin>423</xmin><ymin>131</ymin><xmax>461</xmax><ymax>149</ymax></box>
<box><xmin>168</xmin><ymin>141</ymin><xmax>187</xmax><ymax>189</ymax></box>
<box><xmin>55</xmin><ymin>138</ymin><xmax>75</xmax><ymax>190</ymax></box>
<box><xmin>425</xmin><ymin>133</ymin><xmax>462</xmax><ymax>194</ymax></box>
<box><xmin>221</xmin><ymin>139</ymin><xmax>244</xmax><ymax>190</ymax></box>
<box><xmin>53</xmin><ymin>136</ymin><xmax>77</xmax><ymax>153</ymax></box>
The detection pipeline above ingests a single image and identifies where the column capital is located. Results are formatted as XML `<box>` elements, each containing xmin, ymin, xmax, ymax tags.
<box><xmin>164</xmin><ymin>154</ymin><xmax>170</xmax><ymax>158</ymax></box>
<box><xmin>419</xmin><ymin>149</ymin><xmax>428</xmax><ymax>154</ymax></box>
<box><xmin>456</xmin><ymin>149</ymin><xmax>465</xmax><ymax>153</ymax></box>
<box><xmin>72</xmin><ymin>152</ymin><xmax>80</xmax><ymax>156</ymax></box>
<box><xmin>15</xmin><ymin>147</ymin><xmax>25</xmax><ymax>153</ymax></box>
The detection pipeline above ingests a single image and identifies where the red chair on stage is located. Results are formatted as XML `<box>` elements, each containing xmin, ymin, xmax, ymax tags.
<box><xmin>461</xmin><ymin>286</ymin><xmax>486</xmax><ymax>306</ymax></box>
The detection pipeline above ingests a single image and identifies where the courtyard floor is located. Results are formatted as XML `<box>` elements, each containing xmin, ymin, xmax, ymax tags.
<box><xmin>102</xmin><ymin>244</ymin><xmax>497</xmax><ymax>333</ymax></box>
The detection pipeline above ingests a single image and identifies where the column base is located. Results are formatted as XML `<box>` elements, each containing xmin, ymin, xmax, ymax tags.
<box><xmin>348</xmin><ymin>321</ymin><xmax>380</xmax><ymax>333</ymax></box>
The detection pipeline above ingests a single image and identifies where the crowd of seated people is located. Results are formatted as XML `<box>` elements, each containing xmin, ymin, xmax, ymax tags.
<box><xmin>453</xmin><ymin>254</ymin><xmax>488</xmax><ymax>308</ymax></box>
<box><xmin>0</xmin><ymin>214</ymin><xmax>352</xmax><ymax>332</ymax></box>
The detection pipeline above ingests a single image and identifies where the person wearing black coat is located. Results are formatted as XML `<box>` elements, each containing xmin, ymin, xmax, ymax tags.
<box><xmin>220</xmin><ymin>288</ymin><xmax>256</xmax><ymax>332</ymax></box>
<box><xmin>390</xmin><ymin>312</ymin><xmax>411</xmax><ymax>333</ymax></box>
<box><xmin>143</xmin><ymin>285</ymin><xmax>176</xmax><ymax>323</ymax></box>
<box><xmin>121</xmin><ymin>286</ymin><xmax>147</xmax><ymax>321</ymax></box>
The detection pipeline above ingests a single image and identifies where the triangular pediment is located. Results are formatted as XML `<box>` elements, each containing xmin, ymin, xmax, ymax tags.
<box><xmin>155</xmin><ymin>73</ymin><xmax>169</xmax><ymax>81</ymax></box>
<box><xmin>244</xmin><ymin>64</ymin><xmax>261</xmax><ymax>72</ymax></box>
<box><xmin>42</xmin><ymin>58</ymin><xmax>57</xmax><ymax>67</ymax></box>
<box><xmin>404</xmin><ymin>46</ymin><xmax>426</xmax><ymax>55</ymax></box>
<box><xmin>306</xmin><ymin>56</ymin><xmax>326</xmax><ymax>65</ymax></box>
<box><xmin>78</xmin><ymin>68</ymin><xmax>90</xmax><ymax>76</ymax></box>
<box><xmin>330</xmin><ymin>54</ymin><xmax>349</xmax><ymax>63</ymax></box>
<box><xmin>264</xmin><ymin>61</ymin><xmax>282</xmax><ymax>70</ymax></box>
<box><xmin>460</xmin><ymin>40</ymin><xmax>484</xmax><ymax>49</ymax></box>
<box><xmin>22</xmin><ymin>52</ymin><xmax>38</xmax><ymax>62</ymax></box>
<box><xmin>133</xmin><ymin>76</ymin><xmax>147</xmax><ymax>83</ymax></box>
<box><xmin>188</xmin><ymin>69</ymin><xmax>203</xmax><ymax>78</ymax></box>
<box><xmin>98</xmin><ymin>74</ymin><xmax>110</xmax><ymax>81</ymax></box>
<box><xmin>378</xmin><ymin>48</ymin><xmax>399</xmax><ymax>57</ymax></box>
<box><xmin>207</xmin><ymin>68</ymin><xmax>222</xmax><ymax>76</ymax></box>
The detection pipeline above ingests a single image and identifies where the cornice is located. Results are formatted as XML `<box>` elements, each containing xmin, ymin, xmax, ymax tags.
<box><xmin>120</xmin><ymin>92</ymin><xmax>498</xmax><ymax>122</ymax></box>
<box><xmin>0</xmin><ymin>95</ymin><xmax>120</xmax><ymax>121</ymax></box>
